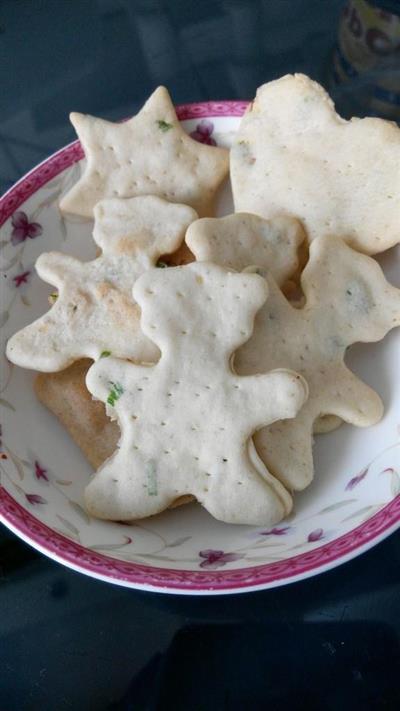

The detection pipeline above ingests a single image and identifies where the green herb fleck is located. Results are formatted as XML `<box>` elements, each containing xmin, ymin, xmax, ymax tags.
<box><xmin>146</xmin><ymin>459</ymin><xmax>158</xmax><ymax>496</ymax></box>
<box><xmin>156</xmin><ymin>120</ymin><xmax>173</xmax><ymax>132</ymax></box>
<box><xmin>49</xmin><ymin>292</ymin><xmax>58</xmax><ymax>303</ymax></box>
<box><xmin>107</xmin><ymin>381</ymin><xmax>124</xmax><ymax>406</ymax></box>
<box><xmin>156</xmin><ymin>260</ymin><xmax>168</xmax><ymax>268</ymax></box>
<box><xmin>100</xmin><ymin>350</ymin><xmax>111</xmax><ymax>358</ymax></box>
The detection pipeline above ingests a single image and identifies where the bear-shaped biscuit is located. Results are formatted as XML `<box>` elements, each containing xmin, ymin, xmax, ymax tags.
<box><xmin>7</xmin><ymin>196</ymin><xmax>197</xmax><ymax>371</ymax></box>
<box><xmin>84</xmin><ymin>262</ymin><xmax>308</xmax><ymax>525</ymax></box>
<box><xmin>235</xmin><ymin>235</ymin><xmax>400</xmax><ymax>490</ymax></box>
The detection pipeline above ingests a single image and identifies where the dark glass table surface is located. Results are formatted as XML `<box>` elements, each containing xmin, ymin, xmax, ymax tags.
<box><xmin>1</xmin><ymin>2</ymin><xmax>399</xmax><ymax>709</ymax></box>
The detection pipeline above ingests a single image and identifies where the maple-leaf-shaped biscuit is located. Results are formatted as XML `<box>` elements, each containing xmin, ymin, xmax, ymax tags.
<box><xmin>231</xmin><ymin>74</ymin><xmax>400</xmax><ymax>254</ymax></box>
<box><xmin>7</xmin><ymin>196</ymin><xmax>197</xmax><ymax>371</ymax></box>
<box><xmin>84</xmin><ymin>263</ymin><xmax>308</xmax><ymax>526</ymax></box>
<box><xmin>186</xmin><ymin>212</ymin><xmax>305</xmax><ymax>287</ymax></box>
<box><xmin>59</xmin><ymin>87</ymin><xmax>229</xmax><ymax>218</ymax></box>
<box><xmin>234</xmin><ymin>235</ymin><xmax>400</xmax><ymax>490</ymax></box>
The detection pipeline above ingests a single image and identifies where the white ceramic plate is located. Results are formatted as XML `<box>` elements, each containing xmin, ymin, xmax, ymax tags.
<box><xmin>0</xmin><ymin>101</ymin><xmax>399</xmax><ymax>594</ymax></box>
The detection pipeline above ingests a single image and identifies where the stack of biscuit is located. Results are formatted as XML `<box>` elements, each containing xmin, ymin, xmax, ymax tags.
<box><xmin>7</xmin><ymin>76</ymin><xmax>400</xmax><ymax>526</ymax></box>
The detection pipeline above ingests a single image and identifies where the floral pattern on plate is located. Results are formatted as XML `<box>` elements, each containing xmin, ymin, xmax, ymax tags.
<box><xmin>0</xmin><ymin>103</ymin><xmax>399</xmax><ymax>593</ymax></box>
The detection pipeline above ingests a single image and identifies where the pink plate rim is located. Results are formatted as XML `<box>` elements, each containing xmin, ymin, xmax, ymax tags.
<box><xmin>0</xmin><ymin>100</ymin><xmax>399</xmax><ymax>594</ymax></box>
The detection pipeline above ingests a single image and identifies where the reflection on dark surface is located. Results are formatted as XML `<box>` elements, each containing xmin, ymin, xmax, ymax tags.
<box><xmin>112</xmin><ymin>622</ymin><xmax>400</xmax><ymax>711</ymax></box>
<box><xmin>0</xmin><ymin>0</ymin><xmax>342</xmax><ymax>195</ymax></box>
<box><xmin>1</xmin><ymin>0</ymin><xmax>400</xmax><ymax>708</ymax></box>
<box><xmin>1</xmin><ymin>530</ymin><xmax>400</xmax><ymax>708</ymax></box>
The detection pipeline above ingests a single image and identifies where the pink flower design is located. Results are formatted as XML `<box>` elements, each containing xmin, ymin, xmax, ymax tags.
<box><xmin>198</xmin><ymin>549</ymin><xmax>242</xmax><ymax>569</ymax></box>
<box><xmin>308</xmin><ymin>528</ymin><xmax>324</xmax><ymax>543</ymax></box>
<box><xmin>10</xmin><ymin>211</ymin><xmax>42</xmax><ymax>246</ymax></box>
<box><xmin>345</xmin><ymin>466</ymin><xmax>368</xmax><ymax>491</ymax></box>
<box><xmin>13</xmin><ymin>270</ymin><xmax>31</xmax><ymax>287</ymax></box>
<box><xmin>260</xmin><ymin>526</ymin><xmax>291</xmax><ymax>536</ymax></box>
<box><xmin>25</xmin><ymin>493</ymin><xmax>47</xmax><ymax>505</ymax></box>
<box><xmin>190</xmin><ymin>120</ymin><xmax>216</xmax><ymax>146</ymax></box>
<box><xmin>34</xmin><ymin>460</ymin><xmax>49</xmax><ymax>482</ymax></box>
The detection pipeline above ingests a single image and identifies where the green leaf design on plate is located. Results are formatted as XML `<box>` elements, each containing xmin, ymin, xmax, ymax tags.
<box><xmin>318</xmin><ymin>499</ymin><xmax>357</xmax><ymax>514</ymax></box>
<box><xmin>166</xmin><ymin>536</ymin><xmax>192</xmax><ymax>548</ymax></box>
<box><xmin>68</xmin><ymin>499</ymin><xmax>91</xmax><ymax>524</ymax></box>
<box><xmin>100</xmin><ymin>350</ymin><xmax>111</xmax><ymax>358</ymax></box>
<box><xmin>5</xmin><ymin>447</ymin><xmax>25</xmax><ymax>480</ymax></box>
<box><xmin>136</xmin><ymin>553</ymin><xmax>176</xmax><ymax>562</ymax></box>
<box><xmin>341</xmin><ymin>505</ymin><xmax>377</xmax><ymax>522</ymax></box>
<box><xmin>56</xmin><ymin>514</ymin><xmax>80</xmax><ymax>537</ymax></box>
<box><xmin>1</xmin><ymin>250</ymin><xmax>22</xmax><ymax>271</ymax></box>
<box><xmin>0</xmin><ymin>311</ymin><xmax>9</xmax><ymax>328</ymax></box>
<box><xmin>31</xmin><ymin>189</ymin><xmax>62</xmax><ymax>217</ymax></box>
<box><xmin>156</xmin><ymin>119</ymin><xmax>173</xmax><ymax>132</ymax></box>
<box><xmin>90</xmin><ymin>542</ymin><xmax>130</xmax><ymax>551</ymax></box>
<box><xmin>107</xmin><ymin>381</ymin><xmax>123</xmax><ymax>406</ymax></box>
<box><xmin>391</xmin><ymin>470</ymin><xmax>400</xmax><ymax>498</ymax></box>
<box><xmin>53</xmin><ymin>526</ymin><xmax>79</xmax><ymax>541</ymax></box>
<box><xmin>0</xmin><ymin>398</ymin><xmax>16</xmax><ymax>412</ymax></box>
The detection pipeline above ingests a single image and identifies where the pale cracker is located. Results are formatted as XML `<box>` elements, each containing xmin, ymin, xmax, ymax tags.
<box><xmin>234</xmin><ymin>235</ymin><xmax>400</xmax><ymax>490</ymax></box>
<box><xmin>35</xmin><ymin>361</ymin><xmax>193</xmax><ymax>510</ymax></box>
<box><xmin>84</xmin><ymin>262</ymin><xmax>308</xmax><ymax>526</ymax></box>
<box><xmin>35</xmin><ymin>360</ymin><xmax>120</xmax><ymax>470</ymax></box>
<box><xmin>186</xmin><ymin>212</ymin><xmax>327</xmax><ymax>438</ymax></box>
<box><xmin>313</xmin><ymin>414</ymin><xmax>343</xmax><ymax>434</ymax></box>
<box><xmin>60</xmin><ymin>86</ymin><xmax>229</xmax><ymax>218</ymax></box>
<box><xmin>7</xmin><ymin>196</ymin><xmax>197</xmax><ymax>372</ymax></box>
<box><xmin>231</xmin><ymin>73</ymin><xmax>400</xmax><ymax>254</ymax></box>
<box><xmin>185</xmin><ymin>212</ymin><xmax>305</xmax><ymax>287</ymax></box>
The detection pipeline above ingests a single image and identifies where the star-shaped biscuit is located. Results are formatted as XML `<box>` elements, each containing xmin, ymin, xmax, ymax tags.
<box><xmin>231</xmin><ymin>73</ymin><xmax>400</xmax><ymax>254</ymax></box>
<box><xmin>234</xmin><ymin>235</ymin><xmax>400</xmax><ymax>490</ymax></box>
<box><xmin>7</xmin><ymin>196</ymin><xmax>197</xmax><ymax>371</ymax></box>
<box><xmin>60</xmin><ymin>86</ymin><xmax>229</xmax><ymax>218</ymax></box>
<box><xmin>84</xmin><ymin>262</ymin><xmax>308</xmax><ymax>525</ymax></box>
